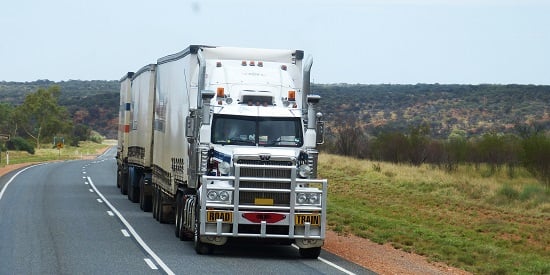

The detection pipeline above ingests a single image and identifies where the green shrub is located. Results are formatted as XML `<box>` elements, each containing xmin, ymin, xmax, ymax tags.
<box><xmin>498</xmin><ymin>185</ymin><xmax>519</xmax><ymax>200</ymax></box>
<box><xmin>6</xmin><ymin>136</ymin><xmax>35</xmax><ymax>154</ymax></box>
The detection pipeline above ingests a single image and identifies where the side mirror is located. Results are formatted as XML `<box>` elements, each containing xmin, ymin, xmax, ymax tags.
<box><xmin>316</xmin><ymin>121</ymin><xmax>325</xmax><ymax>144</ymax></box>
<box><xmin>186</xmin><ymin>115</ymin><xmax>196</xmax><ymax>138</ymax></box>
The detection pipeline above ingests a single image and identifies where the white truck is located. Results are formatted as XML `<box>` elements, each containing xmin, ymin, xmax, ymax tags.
<box><xmin>117</xmin><ymin>45</ymin><xmax>327</xmax><ymax>258</ymax></box>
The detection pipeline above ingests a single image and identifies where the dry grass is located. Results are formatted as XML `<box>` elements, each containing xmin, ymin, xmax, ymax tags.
<box><xmin>319</xmin><ymin>153</ymin><xmax>550</xmax><ymax>274</ymax></box>
<box><xmin>0</xmin><ymin>141</ymin><xmax>109</xmax><ymax>167</ymax></box>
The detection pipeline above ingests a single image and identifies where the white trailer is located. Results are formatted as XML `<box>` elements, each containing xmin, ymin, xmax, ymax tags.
<box><xmin>116</xmin><ymin>72</ymin><xmax>133</xmax><ymax>193</ymax></box>
<box><xmin>119</xmin><ymin>45</ymin><xmax>327</xmax><ymax>258</ymax></box>
<box><xmin>125</xmin><ymin>64</ymin><xmax>156</xmax><ymax>209</ymax></box>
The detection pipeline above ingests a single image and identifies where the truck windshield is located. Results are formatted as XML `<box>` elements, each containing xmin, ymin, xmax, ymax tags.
<box><xmin>212</xmin><ymin>115</ymin><xmax>303</xmax><ymax>147</ymax></box>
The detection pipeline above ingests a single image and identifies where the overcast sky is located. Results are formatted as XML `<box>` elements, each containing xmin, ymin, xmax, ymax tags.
<box><xmin>1</xmin><ymin>0</ymin><xmax>549</xmax><ymax>84</ymax></box>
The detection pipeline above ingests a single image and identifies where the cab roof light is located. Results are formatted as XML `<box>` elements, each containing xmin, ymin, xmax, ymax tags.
<box><xmin>216</xmin><ymin>87</ymin><xmax>225</xmax><ymax>98</ymax></box>
<box><xmin>242</xmin><ymin>61</ymin><xmax>247</xmax><ymax>66</ymax></box>
<box><xmin>258</xmin><ymin>61</ymin><xmax>263</xmax><ymax>67</ymax></box>
<box><xmin>288</xmin><ymin>90</ymin><xmax>296</xmax><ymax>101</ymax></box>
<box><xmin>216</xmin><ymin>61</ymin><xmax>222</xmax><ymax>67</ymax></box>
<box><xmin>281</xmin><ymin>65</ymin><xmax>287</xmax><ymax>71</ymax></box>
<box><xmin>249</xmin><ymin>61</ymin><xmax>255</xmax><ymax>66</ymax></box>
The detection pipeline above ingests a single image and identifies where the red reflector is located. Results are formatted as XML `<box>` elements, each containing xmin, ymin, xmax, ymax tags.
<box><xmin>124</xmin><ymin>125</ymin><xmax>130</xmax><ymax>133</ymax></box>
<box><xmin>243</xmin><ymin>213</ymin><xmax>285</xmax><ymax>223</ymax></box>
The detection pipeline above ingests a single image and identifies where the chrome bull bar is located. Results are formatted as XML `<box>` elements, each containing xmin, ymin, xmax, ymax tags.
<box><xmin>199</xmin><ymin>161</ymin><xmax>327</xmax><ymax>239</ymax></box>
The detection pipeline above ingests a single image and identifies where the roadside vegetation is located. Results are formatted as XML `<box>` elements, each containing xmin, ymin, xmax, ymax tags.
<box><xmin>321</xmin><ymin>153</ymin><xmax>549</xmax><ymax>274</ymax></box>
<box><xmin>0</xmin><ymin>141</ymin><xmax>109</xmax><ymax>167</ymax></box>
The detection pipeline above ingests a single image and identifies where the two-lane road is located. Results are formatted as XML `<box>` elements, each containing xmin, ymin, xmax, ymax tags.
<box><xmin>0</xmin><ymin>148</ymin><xmax>373</xmax><ymax>274</ymax></box>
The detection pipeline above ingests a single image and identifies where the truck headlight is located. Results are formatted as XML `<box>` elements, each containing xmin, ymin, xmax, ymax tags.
<box><xmin>297</xmin><ymin>193</ymin><xmax>308</xmax><ymax>204</ymax></box>
<box><xmin>218</xmin><ymin>190</ymin><xmax>230</xmax><ymax>201</ymax></box>
<box><xmin>296</xmin><ymin>192</ymin><xmax>321</xmax><ymax>205</ymax></box>
<box><xmin>298</xmin><ymin>164</ymin><xmax>311</xmax><ymax>178</ymax></box>
<box><xmin>207</xmin><ymin>190</ymin><xmax>219</xmax><ymax>201</ymax></box>
<box><xmin>207</xmin><ymin>190</ymin><xmax>232</xmax><ymax>204</ymax></box>
<box><xmin>218</xmin><ymin>161</ymin><xmax>231</xmax><ymax>175</ymax></box>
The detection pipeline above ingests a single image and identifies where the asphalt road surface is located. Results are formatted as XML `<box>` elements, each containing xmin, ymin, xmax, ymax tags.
<box><xmin>0</xmin><ymin>147</ymin><xmax>373</xmax><ymax>275</ymax></box>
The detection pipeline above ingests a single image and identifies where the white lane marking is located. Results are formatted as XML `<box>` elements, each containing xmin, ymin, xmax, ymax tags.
<box><xmin>107</xmin><ymin>211</ymin><xmax>114</xmax><ymax>216</ymax></box>
<box><xmin>97</xmin><ymin>198</ymin><xmax>103</xmax><ymax>203</ymax></box>
<box><xmin>0</xmin><ymin>164</ymin><xmax>44</xmax><ymax>201</ymax></box>
<box><xmin>318</xmin><ymin>256</ymin><xmax>357</xmax><ymax>275</ymax></box>
<box><xmin>87</xmin><ymin>176</ymin><xmax>175</xmax><ymax>275</ymax></box>
<box><xmin>144</xmin><ymin>258</ymin><xmax>158</xmax><ymax>270</ymax></box>
<box><xmin>291</xmin><ymin>244</ymin><xmax>356</xmax><ymax>275</ymax></box>
<box><xmin>82</xmin><ymin>171</ymin><xmax>86</xmax><ymax>174</ymax></box>
<box><xmin>89</xmin><ymin>189</ymin><xmax>94</xmax><ymax>193</ymax></box>
<box><xmin>121</xmin><ymin>229</ymin><xmax>130</xmax><ymax>237</ymax></box>
<box><xmin>85</xmin><ymin>181</ymin><xmax>89</xmax><ymax>185</ymax></box>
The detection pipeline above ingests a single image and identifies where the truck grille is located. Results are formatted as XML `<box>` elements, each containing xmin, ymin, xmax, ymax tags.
<box><xmin>236</xmin><ymin>159</ymin><xmax>293</xmax><ymax>206</ymax></box>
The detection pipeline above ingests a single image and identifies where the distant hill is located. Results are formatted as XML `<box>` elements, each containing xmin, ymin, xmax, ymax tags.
<box><xmin>0</xmin><ymin>80</ymin><xmax>119</xmax><ymax>138</ymax></box>
<box><xmin>1</xmin><ymin>80</ymin><xmax>549</xmax><ymax>139</ymax></box>
<box><xmin>314</xmin><ymin>83</ymin><xmax>550</xmax><ymax>138</ymax></box>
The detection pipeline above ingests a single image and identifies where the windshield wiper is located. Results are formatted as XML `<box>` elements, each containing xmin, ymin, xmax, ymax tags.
<box><xmin>226</xmin><ymin>137</ymin><xmax>255</xmax><ymax>145</ymax></box>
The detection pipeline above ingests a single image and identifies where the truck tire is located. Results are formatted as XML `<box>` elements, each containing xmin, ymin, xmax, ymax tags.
<box><xmin>176</xmin><ymin>192</ymin><xmax>193</xmax><ymax>241</ymax></box>
<box><xmin>153</xmin><ymin>187</ymin><xmax>171</xmax><ymax>224</ymax></box>
<box><xmin>120</xmin><ymin>171</ymin><xmax>128</xmax><ymax>195</ymax></box>
<box><xmin>175</xmin><ymin>192</ymin><xmax>183</xmax><ymax>238</ymax></box>
<box><xmin>139</xmin><ymin>177</ymin><xmax>152</xmax><ymax>212</ymax></box>
<box><xmin>299</xmin><ymin>247</ymin><xmax>321</xmax><ymax>259</ymax></box>
<box><xmin>152</xmin><ymin>186</ymin><xmax>160</xmax><ymax>221</ymax></box>
<box><xmin>194</xmin><ymin>200</ymin><xmax>212</xmax><ymax>254</ymax></box>
<box><xmin>116</xmin><ymin>169</ymin><xmax>121</xmax><ymax>188</ymax></box>
<box><xmin>127</xmin><ymin>168</ymin><xmax>140</xmax><ymax>203</ymax></box>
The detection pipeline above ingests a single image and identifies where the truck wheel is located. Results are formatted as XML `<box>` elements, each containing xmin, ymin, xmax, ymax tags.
<box><xmin>139</xmin><ymin>177</ymin><xmax>152</xmax><ymax>212</ymax></box>
<box><xmin>120</xmin><ymin>171</ymin><xmax>128</xmax><ymax>195</ymax></box>
<box><xmin>152</xmin><ymin>186</ymin><xmax>159</xmax><ymax>221</ymax></box>
<box><xmin>179</xmin><ymin>194</ymin><xmax>193</xmax><ymax>241</ymax></box>
<box><xmin>116</xmin><ymin>169</ymin><xmax>121</xmax><ymax>188</ymax></box>
<box><xmin>194</xmin><ymin>201</ymin><xmax>212</xmax><ymax>254</ymax></box>
<box><xmin>127</xmin><ymin>169</ymin><xmax>140</xmax><ymax>203</ymax></box>
<box><xmin>175</xmin><ymin>192</ymin><xmax>182</xmax><ymax>238</ymax></box>
<box><xmin>299</xmin><ymin>247</ymin><xmax>321</xmax><ymax>259</ymax></box>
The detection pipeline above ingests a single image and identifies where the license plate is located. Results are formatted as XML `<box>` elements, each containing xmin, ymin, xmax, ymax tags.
<box><xmin>254</xmin><ymin>198</ymin><xmax>274</xmax><ymax>205</ymax></box>
<box><xmin>295</xmin><ymin>214</ymin><xmax>320</xmax><ymax>225</ymax></box>
<box><xmin>206</xmin><ymin>211</ymin><xmax>233</xmax><ymax>223</ymax></box>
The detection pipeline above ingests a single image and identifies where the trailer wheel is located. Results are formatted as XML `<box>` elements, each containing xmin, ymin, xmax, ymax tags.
<box><xmin>139</xmin><ymin>177</ymin><xmax>152</xmax><ymax>212</ymax></box>
<box><xmin>128</xmin><ymin>168</ymin><xmax>140</xmax><ymax>202</ymax></box>
<box><xmin>120</xmin><ymin>170</ymin><xmax>128</xmax><ymax>195</ymax></box>
<box><xmin>177</xmin><ymin>192</ymin><xmax>193</xmax><ymax>241</ymax></box>
<box><xmin>194</xmin><ymin>201</ymin><xmax>212</xmax><ymax>254</ymax></box>
<box><xmin>299</xmin><ymin>247</ymin><xmax>321</xmax><ymax>259</ymax></box>
<box><xmin>116</xmin><ymin>169</ymin><xmax>121</xmax><ymax>188</ymax></box>
<box><xmin>175</xmin><ymin>192</ymin><xmax>183</xmax><ymax>238</ymax></box>
<box><xmin>152</xmin><ymin>186</ymin><xmax>159</xmax><ymax>221</ymax></box>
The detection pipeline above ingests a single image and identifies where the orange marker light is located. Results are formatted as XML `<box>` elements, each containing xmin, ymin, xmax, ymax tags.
<box><xmin>217</xmin><ymin>87</ymin><xmax>225</xmax><ymax>97</ymax></box>
<box><xmin>281</xmin><ymin>65</ymin><xmax>287</xmax><ymax>71</ymax></box>
<box><xmin>288</xmin><ymin>90</ymin><xmax>296</xmax><ymax>101</ymax></box>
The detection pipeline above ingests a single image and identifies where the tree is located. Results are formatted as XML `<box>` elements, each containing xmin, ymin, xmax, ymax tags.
<box><xmin>522</xmin><ymin>134</ymin><xmax>550</xmax><ymax>188</ymax></box>
<box><xmin>0</xmin><ymin>103</ymin><xmax>14</xmax><ymax>135</ymax></box>
<box><xmin>13</xmin><ymin>86</ymin><xmax>72</xmax><ymax>149</ymax></box>
<box><xmin>407</xmin><ymin>123</ymin><xmax>430</xmax><ymax>166</ymax></box>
